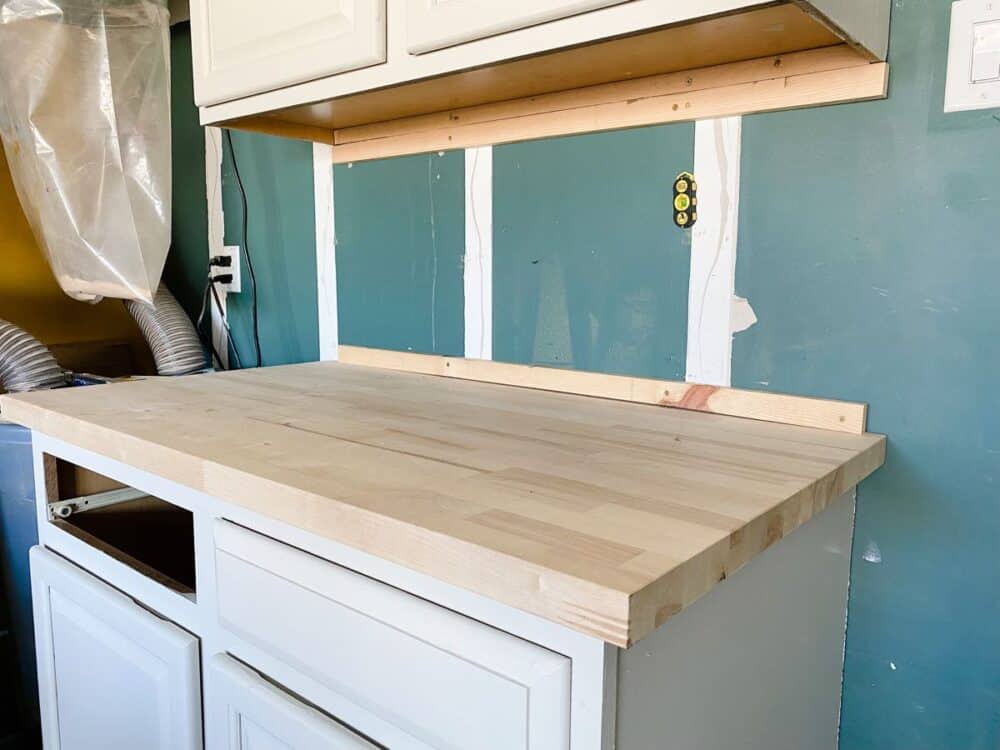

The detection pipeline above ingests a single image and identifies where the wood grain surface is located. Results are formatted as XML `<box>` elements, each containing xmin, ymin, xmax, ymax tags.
<box><xmin>339</xmin><ymin>346</ymin><xmax>869</xmax><ymax>434</ymax></box>
<box><xmin>1</xmin><ymin>363</ymin><xmax>885</xmax><ymax>646</ymax></box>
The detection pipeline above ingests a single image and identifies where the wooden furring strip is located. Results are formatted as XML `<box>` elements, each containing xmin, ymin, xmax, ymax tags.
<box><xmin>335</xmin><ymin>45</ymin><xmax>865</xmax><ymax>146</ymax></box>
<box><xmin>338</xmin><ymin>346</ymin><xmax>868</xmax><ymax>434</ymax></box>
<box><xmin>331</xmin><ymin>48</ymin><xmax>888</xmax><ymax>164</ymax></box>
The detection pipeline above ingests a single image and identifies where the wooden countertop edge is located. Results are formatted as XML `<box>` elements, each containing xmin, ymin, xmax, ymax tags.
<box><xmin>625</xmin><ymin>434</ymin><xmax>886</xmax><ymax>646</ymax></box>
<box><xmin>0</xmin><ymin>395</ymin><xmax>887</xmax><ymax>649</ymax></box>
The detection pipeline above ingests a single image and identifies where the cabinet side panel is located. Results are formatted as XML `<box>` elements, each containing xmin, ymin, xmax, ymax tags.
<box><xmin>616</xmin><ymin>491</ymin><xmax>855</xmax><ymax>750</ymax></box>
<box><xmin>802</xmin><ymin>0</ymin><xmax>891</xmax><ymax>59</ymax></box>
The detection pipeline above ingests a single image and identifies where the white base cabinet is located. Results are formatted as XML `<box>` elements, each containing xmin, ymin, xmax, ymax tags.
<box><xmin>26</xmin><ymin>434</ymin><xmax>857</xmax><ymax>750</ymax></box>
<box><xmin>30</xmin><ymin>547</ymin><xmax>202</xmax><ymax>750</ymax></box>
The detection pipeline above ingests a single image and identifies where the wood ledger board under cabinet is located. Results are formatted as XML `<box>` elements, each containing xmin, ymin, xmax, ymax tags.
<box><xmin>0</xmin><ymin>362</ymin><xmax>885</xmax><ymax>647</ymax></box>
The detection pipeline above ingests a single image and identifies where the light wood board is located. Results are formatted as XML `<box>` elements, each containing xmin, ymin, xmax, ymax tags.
<box><xmin>339</xmin><ymin>346</ymin><xmax>868</xmax><ymax>434</ymax></box>
<box><xmin>1</xmin><ymin>363</ymin><xmax>885</xmax><ymax>646</ymax></box>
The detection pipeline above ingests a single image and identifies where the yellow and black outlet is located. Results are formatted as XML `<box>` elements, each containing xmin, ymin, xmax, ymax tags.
<box><xmin>673</xmin><ymin>171</ymin><xmax>698</xmax><ymax>229</ymax></box>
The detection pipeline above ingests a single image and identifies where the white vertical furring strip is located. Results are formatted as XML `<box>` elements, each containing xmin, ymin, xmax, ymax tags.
<box><xmin>205</xmin><ymin>126</ymin><xmax>228</xmax><ymax>369</ymax></box>
<box><xmin>686</xmin><ymin>116</ymin><xmax>753</xmax><ymax>388</ymax></box>
<box><xmin>464</xmin><ymin>146</ymin><xmax>493</xmax><ymax>361</ymax></box>
<box><xmin>314</xmin><ymin>143</ymin><xmax>339</xmax><ymax>361</ymax></box>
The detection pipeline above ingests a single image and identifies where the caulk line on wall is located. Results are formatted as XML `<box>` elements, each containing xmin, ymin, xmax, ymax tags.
<box><xmin>464</xmin><ymin>146</ymin><xmax>493</xmax><ymax>361</ymax></box>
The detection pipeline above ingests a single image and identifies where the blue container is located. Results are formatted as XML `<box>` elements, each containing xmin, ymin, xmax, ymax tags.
<box><xmin>0</xmin><ymin>422</ymin><xmax>39</xmax><ymax>741</ymax></box>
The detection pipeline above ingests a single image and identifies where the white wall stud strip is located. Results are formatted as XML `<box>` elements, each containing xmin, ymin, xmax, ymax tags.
<box><xmin>686</xmin><ymin>116</ymin><xmax>753</xmax><ymax>388</ymax></box>
<box><xmin>205</xmin><ymin>126</ymin><xmax>228</xmax><ymax>369</ymax></box>
<box><xmin>464</xmin><ymin>146</ymin><xmax>494</xmax><ymax>361</ymax></box>
<box><xmin>315</xmin><ymin>143</ymin><xmax>339</xmax><ymax>361</ymax></box>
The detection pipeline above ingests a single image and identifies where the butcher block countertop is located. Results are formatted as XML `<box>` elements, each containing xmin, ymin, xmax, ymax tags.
<box><xmin>0</xmin><ymin>362</ymin><xmax>885</xmax><ymax>647</ymax></box>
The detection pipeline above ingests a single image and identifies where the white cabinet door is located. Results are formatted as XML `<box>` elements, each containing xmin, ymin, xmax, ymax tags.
<box><xmin>406</xmin><ymin>0</ymin><xmax>630</xmax><ymax>54</ymax></box>
<box><xmin>29</xmin><ymin>547</ymin><xmax>202</xmax><ymax>750</ymax></box>
<box><xmin>205</xmin><ymin>654</ymin><xmax>378</xmax><ymax>750</ymax></box>
<box><xmin>191</xmin><ymin>0</ymin><xmax>387</xmax><ymax>106</ymax></box>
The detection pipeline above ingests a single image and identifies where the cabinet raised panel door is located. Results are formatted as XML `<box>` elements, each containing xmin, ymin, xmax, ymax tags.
<box><xmin>29</xmin><ymin>547</ymin><xmax>202</xmax><ymax>750</ymax></box>
<box><xmin>405</xmin><ymin>0</ymin><xmax>630</xmax><ymax>53</ymax></box>
<box><xmin>191</xmin><ymin>0</ymin><xmax>387</xmax><ymax>106</ymax></box>
<box><xmin>205</xmin><ymin>654</ymin><xmax>378</xmax><ymax>750</ymax></box>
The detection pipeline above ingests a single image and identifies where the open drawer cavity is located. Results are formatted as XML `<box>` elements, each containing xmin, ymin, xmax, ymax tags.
<box><xmin>45</xmin><ymin>456</ymin><xmax>196</xmax><ymax>597</ymax></box>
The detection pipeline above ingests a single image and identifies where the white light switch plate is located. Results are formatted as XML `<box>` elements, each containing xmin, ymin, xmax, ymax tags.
<box><xmin>946</xmin><ymin>0</ymin><xmax>1000</xmax><ymax>112</ymax></box>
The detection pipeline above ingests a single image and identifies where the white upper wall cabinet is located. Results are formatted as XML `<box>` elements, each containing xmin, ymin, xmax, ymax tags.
<box><xmin>191</xmin><ymin>0</ymin><xmax>387</xmax><ymax>106</ymax></box>
<box><xmin>405</xmin><ymin>0</ymin><xmax>630</xmax><ymax>54</ymax></box>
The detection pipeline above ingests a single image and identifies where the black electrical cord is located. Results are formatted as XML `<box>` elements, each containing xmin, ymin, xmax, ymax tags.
<box><xmin>225</xmin><ymin>128</ymin><xmax>263</xmax><ymax>368</ymax></box>
<box><xmin>209</xmin><ymin>280</ymin><xmax>244</xmax><ymax>370</ymax></box>
<box><xmin>196</xmin><ymin>265</ymin><xmax>246</xmax><ymax>370</ymax></box>
<box><xmin>196</xmin><ymin>280</ymin><xmax>226</xmax><ymax>370</ymax></box>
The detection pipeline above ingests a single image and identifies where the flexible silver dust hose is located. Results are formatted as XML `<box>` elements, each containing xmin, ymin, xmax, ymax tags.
<box><xmin>125</xmin><ymin>286</ymin><xmax>208</xmax><ymax>377</ymax></box>
<box><xmin>0</xmin><ymin>320</ymin><xmax>67</xmax><ymax>393</ymax></box>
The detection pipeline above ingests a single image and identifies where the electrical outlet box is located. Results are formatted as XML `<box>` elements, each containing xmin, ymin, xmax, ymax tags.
<box><xmin>213</xmin><ymin>245</ymin><xmax>242</xmax><ymax>294</ymax></box>
<box><xmin>946</xmin><ymin>0</ymin><xmax>1000</xmax><ymax>112</ymax></box>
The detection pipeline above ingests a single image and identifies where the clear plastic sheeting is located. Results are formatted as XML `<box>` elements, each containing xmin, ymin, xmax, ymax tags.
<box><xmin>0</xmin><ymin>0</ymin><xmax>171</xmax><ymax>304</ymax></box>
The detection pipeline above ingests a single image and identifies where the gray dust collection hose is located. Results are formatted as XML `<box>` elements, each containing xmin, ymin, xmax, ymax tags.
<box><xmin>0</xmin><ymin>320</ymin><xmax>67</xmax><ymax>393</ymax></box>
<box><xmin>125</xmin><ymin>286</ymin><xmax>208</xmax><ymax>377</ymax></box>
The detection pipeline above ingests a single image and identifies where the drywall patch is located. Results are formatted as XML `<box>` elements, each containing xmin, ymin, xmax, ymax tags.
<box><xmin>464</xmin><ymin>146</ymin><xmax>493</xmax><ymax>360</ymax></box>
<box><xmin>686</xmin><ymin>116</ymin><xmax>751</xmax><ymax>388</ymax></box>
<box><xmin>731</xmin><ymin>295</ymin><xmax>757</xmax><ymax>334</ymax></box>
<box><xmin>862</xmin><ymin>541</ymin><xmax>882</xmax><ymax>564</ymax></box>
<box><xmin>314</xmin><ymin>143</ymin><xmax>338</xmax><ymax>361</ymax></box>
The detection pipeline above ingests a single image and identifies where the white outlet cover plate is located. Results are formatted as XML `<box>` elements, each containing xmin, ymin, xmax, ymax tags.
<box><xmin>217</xmin><ymin>245</ymin><xmax>242</xmax><ymax>294</ymax></box>
<box><xmin>946</xmin><ymin>0</ymin><xmax>1000</xmax><ymax>112</ymax></box>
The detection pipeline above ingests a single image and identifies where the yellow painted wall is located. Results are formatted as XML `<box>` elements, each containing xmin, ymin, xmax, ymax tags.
<box><xmin>0</xmin><ymin>149</ymin><xmax>146</xmax><ymax>346</ymax></box>
<box><xmin>0</xmin><ymin>149</ymin><xmax>153</xmax><ymax>375</ymax></box>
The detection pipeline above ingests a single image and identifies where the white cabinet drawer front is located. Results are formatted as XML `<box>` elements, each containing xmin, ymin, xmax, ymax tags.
<box><xmin>29</xmin><ymin>547</ymin><xmax>202</xmax><ymax>750</ymax></box>
<box><xmin>206</xmin><ymin>654</ymin><xmax>378</xmax><ymax>749</ymax></box>
<box><xmin>406</xmin><ymin>0</ymin><xmax>630</xmax><ymax>54</ymax></box>
<box><xmin>214</xmin><ymin>521</ymin><xmax>571</xmax><ymax>750</ymax></box>
<box><xmin>192</xmin><ymin>0</ymin><xmax>387</xmax><ymax>106</ymax></box>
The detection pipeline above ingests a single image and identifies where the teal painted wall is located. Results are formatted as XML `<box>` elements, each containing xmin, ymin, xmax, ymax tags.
<box><xmin>168</xmin><ymin>26</ymin><xmax>318</xmax><ymax>367</ymax></box>
<box><xmin>221</xmin><ymin>132</ymin><xmax>319</xmax><ymax>366</ymax></box>
<box><xmin>734</xmin><ymin>3</ymin><xmax>1000</xmax><ymax>747</ymax></box>
<box><xmin>493</xmin><ymin>127</ymin><xmax>693</xmax><ymax>378</ymax></box>
<box><xmin>335</xmin><ymin>152</ymin><xmax>465</xmax><ymax>356</ymax></box>
<box><xmin>169</xmin><ymin>2</ymin><xmax>1000</xmax><ymax>744</ymax></box>
<box><xmin>163</xmin><ymin>24</ymin><xmax>208</xmax><ymax>319</ymax></box>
